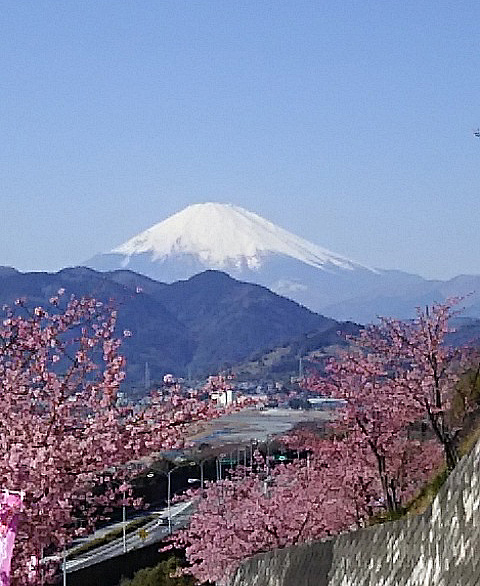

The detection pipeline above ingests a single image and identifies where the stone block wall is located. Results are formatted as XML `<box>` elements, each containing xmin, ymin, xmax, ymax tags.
<box><xmin>229</xmin><ymin>438</ymin><xmax>480</xmax><ymax>586</ymax></box>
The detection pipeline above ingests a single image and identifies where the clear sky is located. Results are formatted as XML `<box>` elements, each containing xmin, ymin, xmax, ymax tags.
<box><xmin>2</xmin><ymin>1</ymin><xmax>480</xmax><ymax>279</ymax></box>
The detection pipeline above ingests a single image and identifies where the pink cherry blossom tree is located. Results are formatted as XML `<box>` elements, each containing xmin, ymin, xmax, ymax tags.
<box><xmin>0</xmin><ymin>294</ymin><xmax>219</xmax><ymax>585</ymax></box>
<box><xmin>285</xmin><ymin>428</ymin><xmax>441</xmax><ymax>518</ymax></box>
<box><xmin>171</xmin><ymin>442</ymin><xmax>362</xmax><ymax>585</ymax></box>
<box><xmin>307</xmin><ymin>299</ymin><xmax>478</xmax><ymax>516</ymax></box>
<box><xmin>176</xmin><ymin>428</ymin><xmax>443</xmax><ymax>584</ymax></box>
<box><xmin>309</xmin><ymin>351</ymin><xmax>430</xmax><ymax>512</ymax></box>
<box><xmin>168</xmin><ymin>302</ymin><xmax>470</xmax><ymax>584</ymax></box>
<box><xmin>339</xmin><ymin>301</ymin><xmax>476</xmax><ymax>469</ymax></box>
<box><xmin>366</xmin><ymin>300</ymin><xmax>478</xmax><ymax>470</ymax></box>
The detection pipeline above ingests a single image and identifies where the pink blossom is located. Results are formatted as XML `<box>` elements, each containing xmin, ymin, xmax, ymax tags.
<box><xmin>0</xmin><ymin>296</ymin><xmax>221</xmax><ymax>584</ymax></box>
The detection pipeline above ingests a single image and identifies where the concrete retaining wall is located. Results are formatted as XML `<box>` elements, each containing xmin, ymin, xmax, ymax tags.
<box><xmin>229</xmin><ymin>438</ymin><xmax>480</xmax><ymax>586</ymax></box>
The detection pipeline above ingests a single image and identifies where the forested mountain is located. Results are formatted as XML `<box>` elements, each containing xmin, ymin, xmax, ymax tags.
<box><xmin>0</xmin><ymin>266</ymin><xmax>343</xmax><ymax>385</ymax></box>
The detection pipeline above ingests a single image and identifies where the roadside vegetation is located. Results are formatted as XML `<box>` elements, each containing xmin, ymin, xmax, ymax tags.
<box><xmin>119</xmin><ymin>556</ymin><xmax>193</xmax><ymax>586</ymax></box>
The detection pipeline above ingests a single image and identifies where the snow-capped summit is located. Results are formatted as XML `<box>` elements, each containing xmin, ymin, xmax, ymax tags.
<box><xmin>110</xmin><ymin>202</ymin><xmax>366</xmax><ymax>272</ymax></box>
<box><xmin>85</xmin><ymin>202</ymin><xmax>480</xmax><ymax>323</ymax></box>
<box><xmin>87</xmin><ymin>202</ymin><xmax>434</xmax><ymax>322</ymax></box>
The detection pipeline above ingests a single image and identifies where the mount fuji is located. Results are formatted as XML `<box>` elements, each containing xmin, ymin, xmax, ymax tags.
<box><xmin>87</xmin><ymin>203</ymin><xmax>480</xmax><ymax>323</ymax></box>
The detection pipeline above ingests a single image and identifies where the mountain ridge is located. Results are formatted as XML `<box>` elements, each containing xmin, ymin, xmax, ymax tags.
<box><xmin>0</xmin><ymin>266</ymin><xmax>345</xmax><ymax>385</ymax></box>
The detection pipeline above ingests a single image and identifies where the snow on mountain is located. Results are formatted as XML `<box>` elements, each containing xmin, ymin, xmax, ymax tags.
<box><xmin>110</xmin><ymin>202</ymin><xmax>369</xmax><ymax>272</ymax></box>
<box><xmin>86</xmin><ymin>203</ymin><xmax>480</xmax><ymax>323</ymax></box>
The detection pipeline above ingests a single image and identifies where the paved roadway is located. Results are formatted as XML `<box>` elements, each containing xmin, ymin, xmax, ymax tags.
<box><xmin>65</xmin><ymin>500</ymin><xmax>194</xmax><ymax>573</ymax></box>
<box><xmin>61</xmin><ymin>408</ymin><xmax>331</xmax><ymax>574</ymax></box>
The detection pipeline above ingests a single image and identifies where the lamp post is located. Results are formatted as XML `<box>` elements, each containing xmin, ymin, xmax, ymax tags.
<box><xmin>146</xmin><ymin>461</ymin><xmax>196</xmax><ymax>534</ymax></box>
<box><xmin>167</xmin><ymin>470</ymin><xmax>172</xmax><ymax>534</ymax></box>
<box><xmin>263</xmin><ymin>476</ymin><xmax>272</xmax><ymax>497</ymax></box>
<box><xmin>187</xmin><ymin>457</ymin><xmax>207</xmax><ymax>490</ymax></box>
<box><xmin>62</xmin><ymin>545</ymin><xmax>67</xmax><ymax>586</ymax></box>
<box><xmin>265</xmin><ymin>434</ymin><xmax>272</xmax><ymax>476</ymax></box>
<box><xmin>250</xmin><ymin>438</ymin><xmax>257</xmax><ymax>470</ymax></box>
<box><xmin>216</xmin><ymin>456</ymin><xmax>223</xmax><ymax>481</ymax></box>
<box><xmin>167</xmin><ymin>462</ymin><xmax>196</xmax><ymax>533</ymax></box>
<box><xmin>199</xmin><ymin>460</ymin><xmax>205</xmax><ymax>490</ymax></box>
<box><xmin>122</xmin><ymin>490</ymin><xmax>127</xmax><ymax>554</ymax></box>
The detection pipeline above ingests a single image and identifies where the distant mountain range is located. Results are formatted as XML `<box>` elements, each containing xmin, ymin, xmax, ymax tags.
<box><xmin>86</xmin><ymin>202</ymin><xmax>480</xmax><ymax>323</ymax></box>
<box><xmin>0</xmin><ymin>267</ymin><xmax>357</xmax><ymax>385</ymax></box>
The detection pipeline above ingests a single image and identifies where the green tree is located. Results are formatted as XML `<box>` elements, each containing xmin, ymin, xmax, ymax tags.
<box><xmin>120</xmin><ymin>557</ymin><xmax>194</xmax><ymax>586</ymax></box>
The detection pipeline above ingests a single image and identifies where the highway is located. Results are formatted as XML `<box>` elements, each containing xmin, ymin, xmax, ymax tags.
<box><xmin>65</xmin><ymin>500</ymin><xmax>194</xmax><ymax>573</ymax></box>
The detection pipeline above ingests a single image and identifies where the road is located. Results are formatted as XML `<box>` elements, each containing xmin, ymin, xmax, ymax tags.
<box><xmin>58</xmin><ymin>408</ymin><xmax>330</xmax><ymax>575</ymax></box>
<box><xmin>65</xmin><ymin>500</ymin><xmax>194</xmax><ymax>573</ymax></box>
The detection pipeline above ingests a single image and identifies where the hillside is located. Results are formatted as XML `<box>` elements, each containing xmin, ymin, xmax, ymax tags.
<box><xmin>0</xmin><ymin>267</ymin><xmax>194</xmax><ymax>383</ymax></box>
<box><xmin>151</xmin><ymin>271</ymin><xmax>336</xmax><ymax>372</ymax></box>
<box><xmin>0</xmin><ymin>267</ymin><xmax>343</xmax><ymax>386</ymax></box>
<box><xmin>232</xmin><ymin>321</ymin><xmax>362</xmax><ymax>379</ymax></box>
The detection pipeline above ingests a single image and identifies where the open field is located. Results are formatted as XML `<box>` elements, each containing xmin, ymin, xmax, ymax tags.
<box><xmin>189</xmin><ymin>407</ymin><xmax>332</xmax><ymax>448</ymax></box>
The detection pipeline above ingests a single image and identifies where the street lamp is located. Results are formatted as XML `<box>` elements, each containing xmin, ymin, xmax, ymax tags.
<box><xmin>250</xmin><ymin>438</ymin><xmax>257</xmax><ymax>470</ymax></box>
<box><xmin>166</xmin><ymin>468</ymin><xmax>176</xmax><ymax>534</ymax></box>
<box><xmin>167</xmin><ymin>462</ymin><xmax>195</xmax><ymax>534</ymax></box>
<box><xmin>264</xmin><ymin>434</ymin><xmax>274</xmax><ymax>476</ymax></box>
<box><xmin>145</xmin><ymin>461</ymin><xmax>197</xmax><ymax>534</ymax></box>
<box><xmin>263</xmin><ymin>476</ymin><xmax>273</xmax><ymax>497</ymax></box>
<box><xmin>188</xmin><ymin>459</ymin><xmax>206</xmax><ymax>490</ymax></box>
<box><xmin>185</xmin><ymin>449</ymin><xmax>210</xmax><ymax>489</ymax></box>
<box><xmin>122</xmin><ymin>490</ymin><xmax>127</xmax><ymax>554</ymax></box>
<box><xmin>63</xmin><ymin>545</ymin><xmax>67</xmax><ymax>586</ymax></box>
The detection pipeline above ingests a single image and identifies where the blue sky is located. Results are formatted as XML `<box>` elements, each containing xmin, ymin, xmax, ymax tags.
<box><xmin>2</xmin><ymin>1</ymin><xmax>480</xmax><ymax>279</ymax></box>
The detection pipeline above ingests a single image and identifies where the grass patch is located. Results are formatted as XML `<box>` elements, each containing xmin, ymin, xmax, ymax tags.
<box><xmin>458</xmin><ymin>422</ymin><xmax>480</xmax><ymax>458</ymax></box>
<box><xmin>405</xmin><ymin>417</ymin><xmax>480</xmax><ymax>518</ymax></box>
<box><xmin>366</xmin><ymin>465</ymin><xmax>450</xmax><ymax>526</ymax></box>
<box><xmin>405</xmin><ymin>467</ymin><xmax>449</xmax><ymax>516</ymax></box>
<box><xmin>367</xmin><ymin>508</ymin><xmax>407</xmax><ymax>526</ymax></box>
